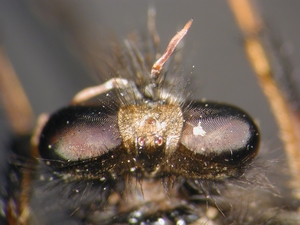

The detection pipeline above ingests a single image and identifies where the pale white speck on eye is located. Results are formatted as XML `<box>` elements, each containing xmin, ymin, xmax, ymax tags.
<box><xmin>132</xmin><ymin>211</ymin><xmax>142</xmax><ymax>218</ymax></box>
<box><xmin>176</xmin><ymin>219</ymin><xmax>186</xmax><ymax>225</ymax></box>
<box><xmin>129</xmin><ymin>218</ymin><xmax>138</xmax><ymax>224</ymax></box>
<box><xmin>48</xmin><ymin>145</ymin><xmax>52</xmax><ymax>149</ymax></box>
<box><xmin>193</xmin><ymin>122</ymin><xmax>206</xmax><ymax>136</ymax></box>
<box><xmin>66</xmin><ymin>121</ymin><xmax>69</xmax><ymax>124</ymax></box>
<box><xmin>157</xmin><ymin>218</ymin><xmax>167</xmax><ymax>225</ymax></box>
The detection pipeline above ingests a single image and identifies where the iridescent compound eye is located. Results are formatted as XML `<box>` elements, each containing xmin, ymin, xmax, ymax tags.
<box><xmin>182</xmin><ymin>102</ymin><xmax>259</xmax><ymax>157</ymax></box>
<box><xmin>168</xmin><ymin>101</ymin><xmax>260</xmax><ymax>179</ymax></box>
<box><xmin>38</xmin><ymin>105</ymin><xmax>122</xmax><ymax>165</ymax></box>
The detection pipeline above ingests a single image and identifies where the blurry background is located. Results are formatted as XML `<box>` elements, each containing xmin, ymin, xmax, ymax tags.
<box><xmin>0</xmin><ymin>1</ymin><xmax>300</xmax><ymax>218</ymax></box>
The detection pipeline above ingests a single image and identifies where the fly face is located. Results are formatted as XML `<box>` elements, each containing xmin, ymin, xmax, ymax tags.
<box><xmin>16</xmin><ymin>20</ymin><xmax>258</xmax><ymax>224</ymax></box>
<box><xmin>1</xmin><ymin>1</ymin><xmax>300</xmax><ymax>225</ymax></box>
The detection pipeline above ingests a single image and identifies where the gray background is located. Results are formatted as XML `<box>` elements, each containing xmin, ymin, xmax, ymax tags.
<box><xmin>0</xmin><ymin>0</ymin><xmax>300</xmax><ymax>206</ymax></box>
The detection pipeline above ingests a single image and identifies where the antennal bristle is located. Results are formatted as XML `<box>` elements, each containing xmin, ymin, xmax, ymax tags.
<box><xmin>150</xmin><ymin>19</ymin><xmax>193</xmax><ymax>81</ymax></box>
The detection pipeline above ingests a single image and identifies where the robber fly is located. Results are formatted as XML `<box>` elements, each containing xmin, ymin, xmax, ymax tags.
<box><xmin>1</xmin><ymin>1</ymin><xmax>300</xmax><ymax>225</ymax></box>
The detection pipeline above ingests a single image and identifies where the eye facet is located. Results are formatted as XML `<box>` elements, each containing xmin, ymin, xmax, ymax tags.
<box><xmin>38</xmin><ymin>105</ymin><xmax>122</xmax><ymax>163</ymax></box>
<box><xmin>181</xmin><ymin>102</ymin><xmax>259</xmax><ymax>158</ymax></box>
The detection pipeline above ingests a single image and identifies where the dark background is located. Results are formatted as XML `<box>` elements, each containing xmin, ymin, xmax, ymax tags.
<box><xmin>0</xmin><ymin>1</ymin><xmax>300</xmax><ymax>219</ymax></box>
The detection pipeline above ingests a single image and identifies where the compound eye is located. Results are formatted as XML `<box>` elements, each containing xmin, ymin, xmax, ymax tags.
<box><xmin>38</xmin><ymin>105</ymin><xmax>122</xmax><ymax>163</ymax></box>
<box><xmin>181</xmin><ymin>102</ymin><xmax>259</xmax><ymax>163</ymax></box>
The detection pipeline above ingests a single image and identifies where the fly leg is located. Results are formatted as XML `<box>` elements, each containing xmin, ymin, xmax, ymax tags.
<box><xmin>228</xmin><ymin>0</ymin><xmax>300</xmax><ymax>200</ymax></box>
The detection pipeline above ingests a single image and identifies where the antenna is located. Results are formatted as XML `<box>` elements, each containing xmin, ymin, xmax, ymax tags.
<box><xmin>150</xmin><ymin>19</ymin><xmax>193</xmax><ymax>83</ymax></box>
